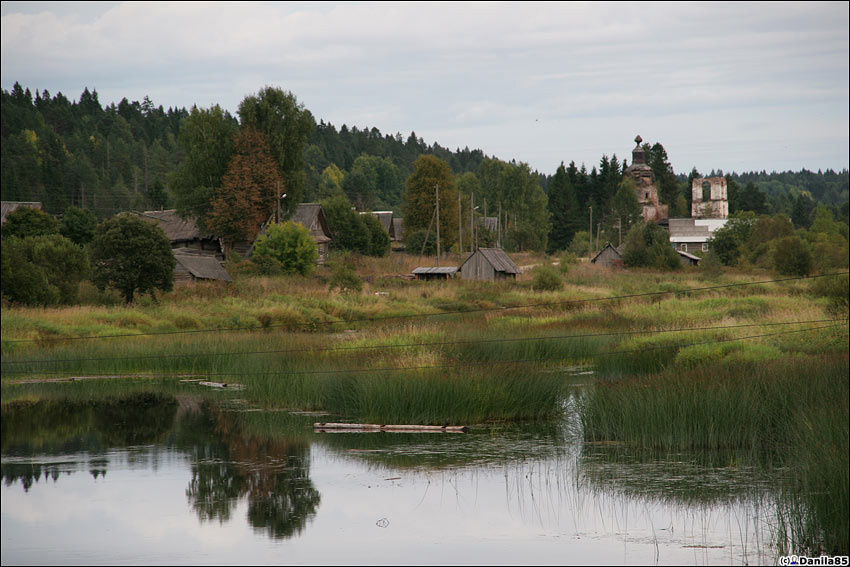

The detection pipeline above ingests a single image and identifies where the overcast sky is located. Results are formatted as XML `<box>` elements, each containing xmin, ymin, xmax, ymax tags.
<box><xmin>2</xmin><ymin>1</ymin><xmax>848</xmax><ymax>176</ymax></box>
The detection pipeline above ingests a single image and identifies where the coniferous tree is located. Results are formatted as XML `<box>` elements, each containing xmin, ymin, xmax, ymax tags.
<box><xmin>547</xmin><ymin>163</ymin><xmax>579</xmax><ymax>253</ymax></box>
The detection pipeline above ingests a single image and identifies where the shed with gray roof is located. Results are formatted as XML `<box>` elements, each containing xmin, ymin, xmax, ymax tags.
<box><xmin>460</xmin><ymin>248</ymin><xmax>519</xmax><ymax>281</ymax></box>
<box><xmin>173</xmin><ymin>253</ymin><xmax>233</xmax><ymax>284</ymax></box>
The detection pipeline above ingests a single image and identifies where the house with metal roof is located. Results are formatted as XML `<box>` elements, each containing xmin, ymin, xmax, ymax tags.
<box><xmin>459</xmin><ymin>248</ymin><xmax>519</xmax><ymax>281</ymax></box>
<box><xmin>668</xmin><ymin>218</ymin><xmax>728</xmax><ymax>255</ymax></box>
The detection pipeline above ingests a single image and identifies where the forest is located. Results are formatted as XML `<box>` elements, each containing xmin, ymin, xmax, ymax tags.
<box><xmin>2</xmin><ymin>82</ymin><xmax>848</xmax><ymax>255</ymax></box>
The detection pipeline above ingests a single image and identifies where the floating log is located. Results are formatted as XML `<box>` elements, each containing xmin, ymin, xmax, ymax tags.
<box><xmin>314</xmin><ymin>422</ymin><xmax>468</xmax><ymax>433</ymax></box>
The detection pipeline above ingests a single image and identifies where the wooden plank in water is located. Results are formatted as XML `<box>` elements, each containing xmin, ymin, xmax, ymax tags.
<box><xmin>314</xmin><ymin>422</ymin><xmax>468</xmax><ymax>433</ymax></box>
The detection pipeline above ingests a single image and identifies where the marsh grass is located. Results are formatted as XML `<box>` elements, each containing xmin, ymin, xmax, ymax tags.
<box><xmin>579</xmin><ymin>353</ymin><xmax>849</xmax><ymax>555</ymax></box>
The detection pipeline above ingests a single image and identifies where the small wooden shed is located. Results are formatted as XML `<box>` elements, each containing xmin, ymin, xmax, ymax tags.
<box><xmin>677</xmin><ymin>249</ymin><xmax>701</xmax><ymax>267</ymax></box>
<box><xmin>591</xmin><ymin>243</ymin><xmax>624</xmax><ymax>267</ymax></box>
<box><xmin>460</xmin><ymin>248</ymin><xmax>519</xmax><ymax>281</ymax></box>
<box><xmin>412</xmin><ymin>266</ymin><xmax>458</xmax><ymax>281</ymax></box>
<box><xmin>173</xmin><ymin>253</ymin><xmax>233</xmax><ymax>285</ymax></box>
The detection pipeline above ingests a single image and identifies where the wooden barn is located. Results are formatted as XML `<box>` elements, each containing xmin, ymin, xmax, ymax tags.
<box><xmin>460</xmin><ymin>248</ymin><xmax>519</xmax><ymax>281</ymax></box>
<box><xmin>173</xmin><ymin>253</ymin><xmax>232</xmax><ymax>285</ymax></box>
<box><xmin>292</xmin><ymin>203</ymin><xmax>333</xmax><ymax>264</ymax></box>
<box><xmin>136</xmin><ymin>210</ymin><xmax>223</xmax><ymax>259</ymax></box>
<box><xmin>591</xmin><ymin>243</ymin><xmax>624</xmax><ymax>267</ymax></box>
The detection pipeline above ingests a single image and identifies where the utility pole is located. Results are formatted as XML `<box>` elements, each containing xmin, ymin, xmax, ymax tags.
<box><xmin>470</xmin><ymin>192</ymin><xmax>475</xmax><ymax>252</ymax></box>
<box><xmin>589</xmin><ymin>206</ymin><xmax>593</xmax><ymax>258</ymax></box>
<box><xmin>435</xmin><ymin>183</ymin><xmax>440</xmax><ymax>266</ymax></box>
<box><xmin>458</xmin><ymin>191</ymin><xmax>463</xmax><ymax>262</ymax></box>
<box><xmin>498</xmin><ymin>202</ymin><xmax>502</xmax><ymax>248</ymax></box>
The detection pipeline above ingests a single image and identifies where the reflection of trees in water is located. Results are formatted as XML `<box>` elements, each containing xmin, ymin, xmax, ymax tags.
<box><xmin>1</xmin><ymin>394</ymin><xmax>177</xmax><ymax>491</ymax></box>
<box><xmin>182</xmin><ymin>406</ymin><xmax>320</xmax><ymax>540</ymax></box>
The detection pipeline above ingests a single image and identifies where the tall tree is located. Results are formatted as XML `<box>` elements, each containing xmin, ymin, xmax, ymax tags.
<box><xmin>547</xmin><ymin>163</ymin><xmax>579</xmax><ymax>253</ymax></box>
<box><xmin>238</xmin><ymin>87</ymin><xmax>314</xmax><ymax>216</ymax></box>
<box><xmin>402</xmin><ymin>155</ymin><xmax>458</xmax><ymax>250</ymax></box>
<box><xmin>170</xmin><ymin>105</ymin><xmax>238</xmax><ymax>228</ymax></box>
<box><xmin>90</xmin><ymin>213</ymin><xmax>175</xmax><ymax>303</ymax></box>
<box><xmin>207</xmin><ymin>126</ymin><xmax>283</xmax><ymax>250</ymax></box>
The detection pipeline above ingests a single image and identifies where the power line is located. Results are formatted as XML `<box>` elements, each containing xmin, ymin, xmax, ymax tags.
<box><xmin>3</xmin><ymin>318</ymin><xmax>844</xmax><ymax>366</ymax></box>
<box><xmin>4</xmin><ymin>271</ymin><xmax>847</xmax><ymax>344</ymax></box>
<box><xmin>4</xmin><ymin>323</ymin><xmax>845</xmax><ymax>377</ymax></box>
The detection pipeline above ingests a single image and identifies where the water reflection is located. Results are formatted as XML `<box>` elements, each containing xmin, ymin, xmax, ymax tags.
<box><xmin>1</xmin><ymin>395</ymin><xmax>320</xmax><ymax>541</ymax></box>
<box><xmin>180</xmin><ymin>406</ymin><xmax>320</xmax><ymax>539</ymax></box>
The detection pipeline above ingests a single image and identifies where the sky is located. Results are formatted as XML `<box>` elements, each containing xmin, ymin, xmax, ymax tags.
<box><xmin>2</xmin><ymin>1</ymin><xmax>848</xmax><ymax>176</ymax></box>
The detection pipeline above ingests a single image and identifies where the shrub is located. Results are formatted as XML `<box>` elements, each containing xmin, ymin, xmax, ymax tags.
<box><xmin>1</xmin><ymin>207</ymin><xmax>60</xmax><ymax>239</ymax></box>
<box><xmin>252</xmin><ymin>221</ymin><xmax>318</xmax><ymax>276</ymax></box>
<box><xmin>405</xmin><ymin>229</ymin><xmax>437</xmax><ymax>256</ymax></box>
<box><xmin>60</xmin><ymin>206</ymin><xmax>98</xmax><ymax>245</ymax></box>
<box><xmin>531</xmin><ymin>265</ymin><xmax>563</xmax><ymax>291</ymax></box>
<box><xmin>361</xmin><ymin>214</ymin><xmax>390</xmax><ymax>257</ymax></box>
<box><xmin>558</xmin><ymin>251</ymin><xmax>578</xmax><ymax>273</ymax></box>
<box><xmin>0</xmin><ymin>234</ymin><xmax>88</xmax><ymax>305</ymax></box>
<box><xmin>328</xmin><ymin>263</ymin><xmax>363</xmax><ymax>293</ymax></box>
<box><xmin>772</xmin><ymin>236</ymin><xmax>812</xmax><ymax>276</ymax></box>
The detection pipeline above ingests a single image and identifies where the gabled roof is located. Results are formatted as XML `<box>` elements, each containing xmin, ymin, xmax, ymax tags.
<box><xmin>1</xmin><ymin>201</ymin><xmax>43</xmax><ymax>225</ymax></box>
<box><xmin>461</xmin><ymin>247</ymin><xmax>519</xmax><ymax>274</ymax></box>
<box><xmin>292</xmin><ymin>203</ymin><xmax>332</xmax><ymax>243</ymax></box>
<box><xmin>136</xmin><ymin>210</ymin><xmax>209</xmax><ymax>242</ymax></box>
<box><xmin>591</xmin><ymin>242</ymin><xmax>622</xmax><ymax>263</ymax></box>
<box><xmin>677</xmin><ymin>250</ymin><xmax>701</xmax><ymax>263</ymax></box>
<box><xmin>174</xmin><ymin>253</ymin><xmax>232</xmax><ymax>282</ymax></box>
<box><xmin>392</xmin><ymin>218</ymin><xmax>403</xmax><ymax>240</ymax></box>
<box><xmin>412</xmin><ymin>266</ymin><xmax>458</xmax><ymax>275</ymax></box>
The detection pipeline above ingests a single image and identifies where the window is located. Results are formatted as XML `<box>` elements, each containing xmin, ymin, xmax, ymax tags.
<box><xmin>702</xmin><ymin>242</ymin><xmax>709</xmax><ymax>252</ymax></box>
<box><xmin>680</xmin><ymin>243</ymin><xmax>687</xmax><ymax>252</ymax></box>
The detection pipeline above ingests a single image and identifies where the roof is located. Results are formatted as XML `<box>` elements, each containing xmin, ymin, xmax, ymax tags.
<box><xmin>174</xmin><ymin>253</ymin><xmax>233</xmax><ymax>282</ymax></box>
<box><xmin>668</xmin><ymin>218</ymin><xmax>728</xmax><ymax>243</ymax></box>
<box><xmin>136</xmin><ymin>210</ymin><xmax>208</xmax><ymax>242</ymax></box>
<box><xmin>677</xmin><ymin>250</ymin><xmax>701</xmax><ymax>262</ymax></box>
<box><xmin>292</xmin><ymin>203</ymin><xmax>332</xmax><ymax>242</ymax></box>
<box><xmin>372</xmin><ymin>211</ymin><xmax>394</xmax><ymax>235</ymax></box>
<box><xmin>461</xmin><ymin>248</ymin><xmax>520</xmax><ymax>274</ymax></box>
<box><xmin>1</xmin><ymin>201</ymin><xmax>43</xmax><ymax>225</ymax></box>
<box><xmin>412</xmin><ymin>267</ymin><xmax>458</xmax><ymax>275</ymax></box>
<box><xmin>590</xmin><ymin>243</ymin><xmax>622</xmax><ymax>263</ymax></box>
<box><xmin>392</xmin><ymin>218</ymin><xmax>403</xmax><ymax>240</ymax></box>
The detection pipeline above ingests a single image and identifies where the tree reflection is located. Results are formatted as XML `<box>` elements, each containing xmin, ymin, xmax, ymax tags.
<box><xmin>182</xmin><ymin>406</ymin><xmax>321</xmax><ymax>539</ymax></box>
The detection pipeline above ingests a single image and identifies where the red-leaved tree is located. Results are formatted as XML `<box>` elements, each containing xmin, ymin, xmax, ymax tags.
<box><xmin>207</xmin><ymin>126</ymin><xmax>283</xmax><ymax>251</ymax></box>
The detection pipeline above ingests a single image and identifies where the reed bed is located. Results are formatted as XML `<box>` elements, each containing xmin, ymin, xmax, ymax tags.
<box><xmin>579</xmin><ymin>353</ymin><xmax>849</xmax><ymax>555</ymax></box>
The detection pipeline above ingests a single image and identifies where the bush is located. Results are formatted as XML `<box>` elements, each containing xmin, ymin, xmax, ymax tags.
<box><xmin>1</xmin><ymin>207</ymin><xmax>60</xmax><ymax>239</ymax></box>
<box><xmin>362</xmin><ymin>214</ymin><xmax>390</xmax><ymax>257</ymax></box>
<box><xmin>0</xmin><ymin>234</ymin><xmax>88</xmax><ymax>305</ymax></box>
<box><xmin>60</xmin><ymin>206</ymin><xmax>98</xmax><ymax>245</ymax></box>
<box><xmin>810</xmin><ymin>274</ymin><xmax>849</xmax><ymax>317</ymax></box>
<box><xmin>328</xmin><ymin>262</ymin><xmax>363</xmax><ymax>293</ymax></box>
<box><xmin>772</xmin><ymin>236</ymin><xmax>812</xmax><ymax>276</ymax></box>
<box><xmin>405</xmin><ymin>229</ymin><xmax>437</xmax><ymax>256</ymax></box>
<box><xmin>252</xmin><ymin>221</ymin><xmax>318</xmax><ymax>276</ymax></box>
<box><xmin>531</xmin><ymin>265</ymin><xmax>563</xmax><ymax>291</ymax></box>
<box><xmin>558</xmin><ymin>251</ymin><xmax>578</xmax><ymax>273</ymax></box>
<box><xmin>622</xmin><ymin>222</ymin><xmax>680</xmax><ymax>270</ymax></box>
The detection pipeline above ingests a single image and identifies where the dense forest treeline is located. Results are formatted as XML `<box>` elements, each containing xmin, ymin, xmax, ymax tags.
<box><xmin>2</xmin><ymin>83</ymin><xmax>848</xmax><ymax>239</ymax></box>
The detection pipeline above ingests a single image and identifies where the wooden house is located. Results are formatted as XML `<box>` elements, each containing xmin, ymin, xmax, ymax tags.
<box><xmin>1</xmin><ymin>201</ymin><xmax>43</xmax><ymax>225</ymax></box>
<box><xmin>591</xmin><ymin>243</ymin><xmax>624</xmax><ymax>267</ymax></box>
<box><xmin>459</xmin><ymin>248</ymin><xmax>519</xmax><ymax>281</ymax></box>
<box><xmin>173</xmin><ymin>253</ymin><xmax>233</xmax><ymax>285</ymax></box>
<box><xmin>370</xmin><ymin>211</ymin><xmax>396</xmax><ymax>241</ymax></box>
<box><xmin>668</xmin><ymin>218</ymin><xmax>727</xmax><ymax>255</ymax></box>
<box><xmin>136</xmin><ymin>210</ymin><xmax>223</xmax><ymax>259</ymax></box>
<box><xmin>292</xmin><ymin>203</ymin><xmax>332</xmax><ymax>264</ymax></box>
<box><xmin>412</xmin><ymin>266</ymin><xmax>458</xmax><ymax>280</ymax></box>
